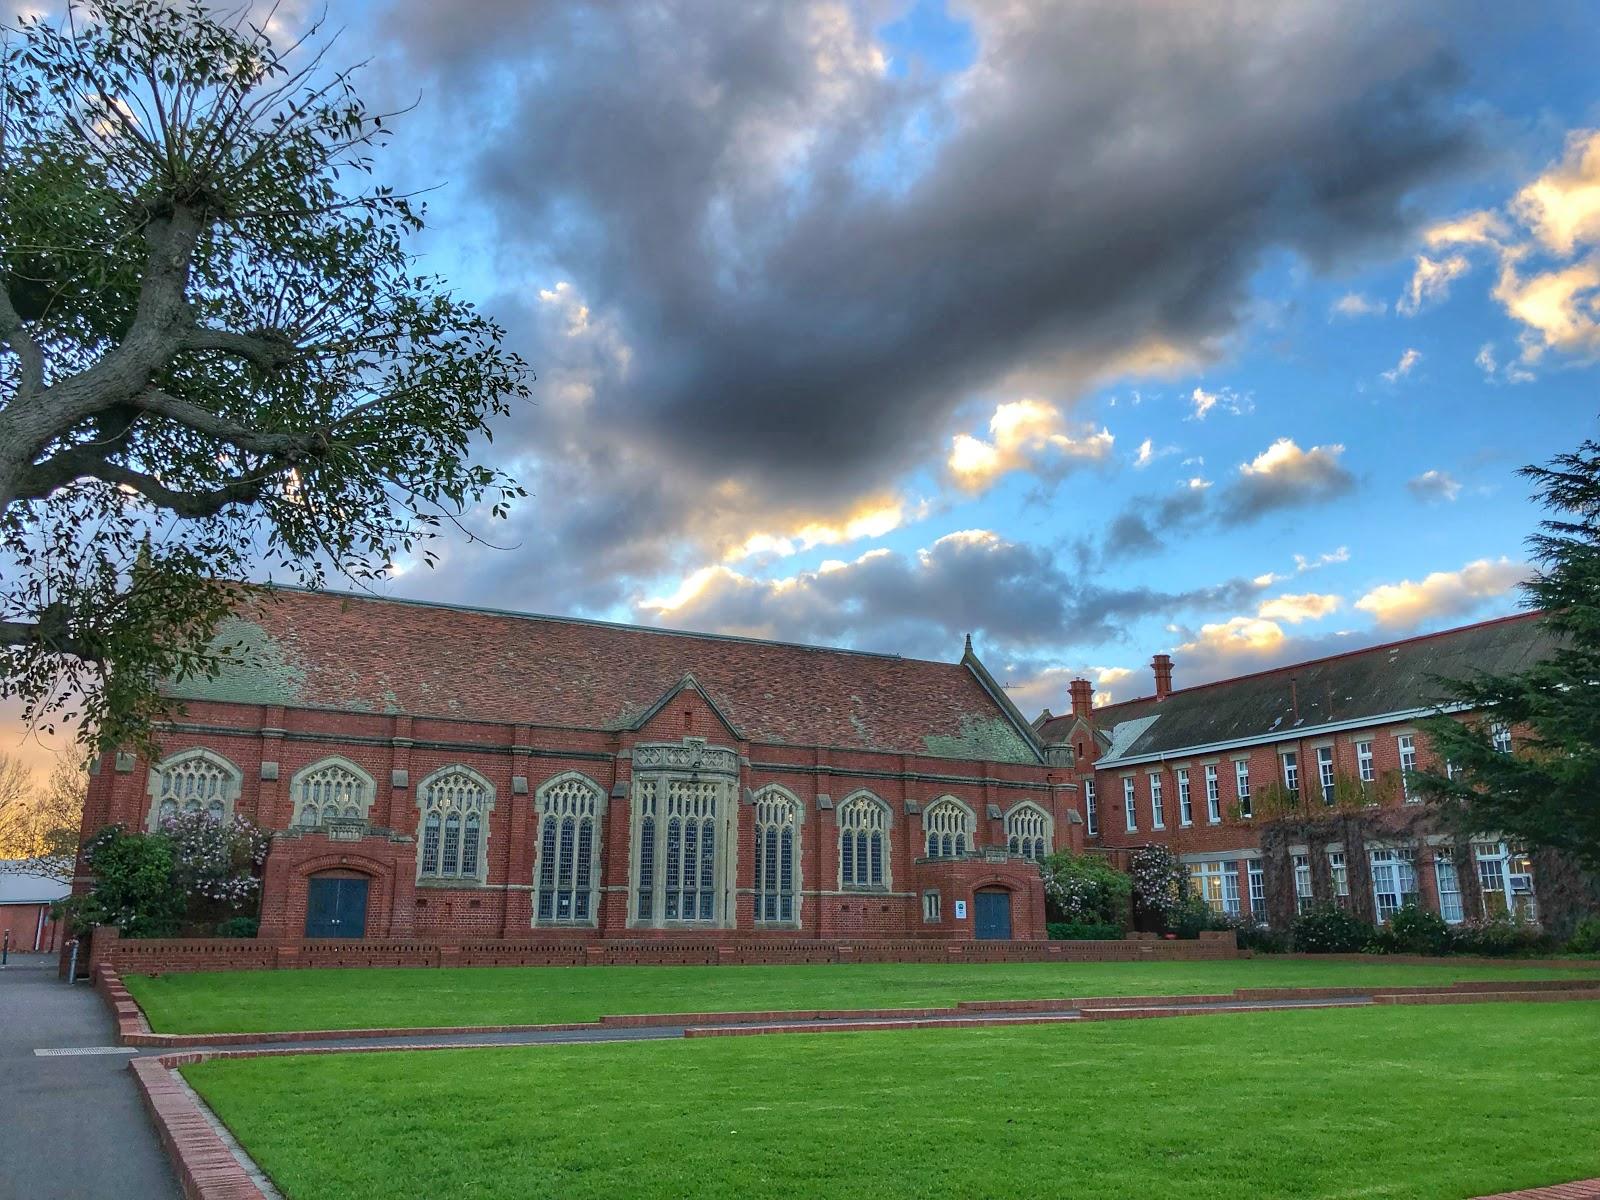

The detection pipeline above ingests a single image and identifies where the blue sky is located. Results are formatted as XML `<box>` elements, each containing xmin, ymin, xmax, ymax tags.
<box><xmin>342</xmin><ymin>0</ymin><xmax>1598</xmax><ymax>713</ymax></box>
<box><xmin>6</xmin><ymin>0</ymin><xmax>1599</xmax><ymax>775</ymax></box>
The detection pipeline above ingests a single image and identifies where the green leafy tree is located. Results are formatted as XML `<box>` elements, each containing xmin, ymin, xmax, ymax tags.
<box><xmin>0</xmin><ymin>2</ymin><xmax>530</xmax><ymax>752</ymax></box>
<box><xmin>1410</xmin><ymin>439</ymin><xmax>1600</xmax><ymax>871</ymax></box>
<box><xmin>57</xmin><ymin>825</ymin><xmax>184</xmax><ymax>936</ymax></box>
<box><xmin>1039</xmin><ymin>851</ymin><xmax>1132</xmax><ymax>930</ymax></box>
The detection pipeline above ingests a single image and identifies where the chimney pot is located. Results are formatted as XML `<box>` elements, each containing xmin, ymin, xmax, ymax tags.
<box><xmin>1152</xmin><ymin>653</ymin><xmax>1174</xmax><ymax>701</ymax></box>
<box><xmin>1069</xmin><ymin>678</ymin><xmax>1094</xmax><ymax>718</ymax></box>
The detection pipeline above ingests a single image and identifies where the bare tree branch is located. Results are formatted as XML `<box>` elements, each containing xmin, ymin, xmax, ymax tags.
<box><xmin>129</xmin><ymin>388</ymin><xmax>328</xmax><ymax>457</ymax></box>
<box><xmin>180</xmin><ymin>325</ymin><xmax>299</xmax><ymax>371</ymax></box>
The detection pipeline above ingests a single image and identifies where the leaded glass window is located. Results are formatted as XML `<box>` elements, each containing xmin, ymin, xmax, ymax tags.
<box><xmin>417</xmin><ymin>768</ymin><xmax>492</xmax><ymax>881</ymax></box>
<box><xmin>534</xmin><ymin>776</ymin><xmax>602</xmax><ymax>924</ymax></box>
<box><xmin>148</xmin><ymin>751</ymin><xmax>239</xmax><ymax>830</ymax></box>
<box><xmin>1004</xmin><ymin>804</ymin><xmax>1051</xmax><ymax>861</ymax></box>
<box><xmin>754</xmin><ymin>789</ymin><xmax>800</xmax><ymax>923</ymax></box>
<box><xmin>923</xmin><ymin>798</ymin><xmax>971</xmax><ymax>858</ymax></box>
<box><xmin>840</xmin><ymin>795</ymin><xmax>888</xmax><ymax>889</ymax></box>
<box><xmin>291</xmin><ymin>760</ymin><xmax>373</xmax><ymax>826</ymax></box>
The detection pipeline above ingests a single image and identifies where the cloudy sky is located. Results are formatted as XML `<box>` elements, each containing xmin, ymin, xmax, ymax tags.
<box><xmin>8</xmin><ymin>0</ymin><xmax>1600</xmax><ymax>770</ymax></box>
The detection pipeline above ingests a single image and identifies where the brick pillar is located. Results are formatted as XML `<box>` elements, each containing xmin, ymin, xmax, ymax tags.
<box><xmin>503</xmin><ymin>725</ymin><xmax>535</xmax><ymax>937</ymax></box>
<box><xmin>386</xmin><ymin>716</ymin><xmax>414</xmax><ymax>830</ymax></box>
<box><xmin>257</xmin><ymin>707</ymin><xmax>286</xmax><ymax>829</ymax></box>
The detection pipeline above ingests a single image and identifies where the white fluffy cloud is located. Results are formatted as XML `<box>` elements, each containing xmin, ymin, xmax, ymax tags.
<box><xmin>1220</xmin><ymin>438</ymin><xmax>1355</xmax><ymax>523</ymax></box>
<box><xmin>1331</xmin><ymin>292</ymin><xmax>1387</xmax><ymax>318</ymax></box>
<box><xmin>1257</xmin><ymin>592</ymin><xmax>1342</xmax><ymax>624</ymax></box>
<box><xmin>1381</xmin><ymin>347</ymin><xmax>1422</xmax><ymax>381</ymax></box>
<box><xmin>947</xmin><ymin>400</ymin><xmax>1114</xmax><ymax>494</ymax></box>
<box><xmin>1188</xmin><ymin>385</ymin><xmax>1251</xmax><ymax>421</ymax></box>
<box><xmin>1354</xmin><ymin>557</ymin><xmax>1528</xmax><ymax>628</ymax></box>
<box><xmin>1407</xmin><ymin>469</ymin><xmax>1462</xmax><ymax>503</ymax></box>
<box><xmin>1398</xmin><ymin>253</ymin><xmax>1470</xmax><ymax>315</ymax></box>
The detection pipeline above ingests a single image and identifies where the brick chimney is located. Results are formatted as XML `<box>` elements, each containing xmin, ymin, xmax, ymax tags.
<box><xmin>1152</xmin><ymin>653</ymin><xmax>1173</xmax><ymax>701</ymax></box>
<box><xmin>1069</xmin><ymin>678</ymin><xmax>1094</xmax><ymax>719</ymax></box>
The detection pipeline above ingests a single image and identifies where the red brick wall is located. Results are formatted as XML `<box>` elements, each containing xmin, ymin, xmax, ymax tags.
<box><xmin>79</xmin><ymin>687</ymin><xmax>1074</xmax><ymax>944</ymax></box>
<box><xmin>1</xmin><ymin>902</ymin><xmax>64</xmax><ymax>953</ymax></box>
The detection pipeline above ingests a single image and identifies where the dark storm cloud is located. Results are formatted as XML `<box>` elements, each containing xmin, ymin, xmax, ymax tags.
<box><xmin>376</xmin><ymin>0</ymin><xmax>1479</xmax><ymax>574</ymax></box>
<box><xmin>645</xmin><ymin>529</ymin><xmax>1278</xmax><ymax>661</ymax></box>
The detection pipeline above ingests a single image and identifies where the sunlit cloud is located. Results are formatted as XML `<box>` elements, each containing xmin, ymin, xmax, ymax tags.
<box><xmin>1381</xmin><ymin>347</ymin><xmax>1421</xmax><ymax>381</ymax></box>
<box><xmin>1294</xmin><ymin>546</ymin><xmax>1350</xmax><ymax>573</ymax></box>
<box><xmin>1257</xmin><ymin>592</ymin><xmax>1342</xmax><ymax>624</ymax></box>
<box><xmin>1187</xmin><ymin>385</ymin><xmax>1252</xmax><ymax>421</ymax></box>
<box><xmin>1397</xmin><ymin>253</ymin><xmax>1470</xmax><ymax>315</ymax></box>
<box><xmin>1407</xmin><ymin>469</ymin><xmax>1462</xmax><ymax>503</ymax></box>
<box><xmin>946</xmin><ymin>399</ymin><xmax>1113</xmax><ymax>494</ymax></box>
<box><xmin>1331</xmin><ymin>292</ymin><xmax>1387</xmax><ymax>318</ymax></box>
<box><xmin>1354</xmin><ymin>557</ymin><xmax>1528</xmax><ymax>628</ymax></box>
<box><xmin>1510</xmin><ymin>130</ymin><xmax>1600</xmax><ymax>257</ymax></box>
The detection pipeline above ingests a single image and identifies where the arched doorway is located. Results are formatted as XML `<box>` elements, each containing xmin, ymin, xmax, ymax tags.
<box><xmin>974</xmin><ymin>887</ymin><xmax>1013</xmax><ymax>940</ymax></box>
<box><xmin>304</xmin><ymin>871</ymin><xmax>369</xmax><ymax>939</ymax></box>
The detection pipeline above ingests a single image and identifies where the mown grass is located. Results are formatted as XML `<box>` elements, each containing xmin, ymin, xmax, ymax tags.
<box><xmin>124</xmin><ymin>957</ymin><xmax>1600</xmax><ymax>1033</ymax></box>
<box><xmin>184</xmin><ymin>1003</ymin><xmax>1600</xmax><ymax>1200</ymax></box>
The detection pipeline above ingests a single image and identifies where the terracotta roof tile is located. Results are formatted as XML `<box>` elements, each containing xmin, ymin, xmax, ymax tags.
<box><xmin>171</xmin><ymin>588</ymin><xmax>1041</xmax><ymax>763</ymax></box>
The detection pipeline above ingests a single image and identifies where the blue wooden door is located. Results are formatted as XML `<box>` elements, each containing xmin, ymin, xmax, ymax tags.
<box><xmin>974</xmin><ymin>889</ymin><xmax>1012</xmax><ymax>940</ymax></box>
<box><xmin>304</xmin><ymin>877</ymin><xmax>368</xmax><ymax>939</ymax></box>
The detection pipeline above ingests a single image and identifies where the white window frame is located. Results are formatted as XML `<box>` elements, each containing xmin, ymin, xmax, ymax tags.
<box><xmin>1281</xmin><ymin>750</ymin><xmax>1299</xmax><ymax>797</ymax></box>
<box><xmin>289</xmin><ymin>756</ymin><xmax>375</xmax><ymax>828</ymax></box>
<box><xmin>1204</xmin><ymin>765</ymin><xmax>1221</xmax><ymax>824</ymax></box>
<box><xmin>1123</xmin><ymin>777</ymin><xmax>1137</xmax><ymax>832</ymax></box>
<box><xmin>1248</xmin><ymin>861</ymin><xmax>1265</xmax><ymax>917</ymax></box>
<box><xmin>1083</xmin><ymin>779</ymin><xmax>1098</xmax><ymax>836</ymax></box>
<box><xmin>1491</xmin><ymin>722</ymin><xmax>1513</xmax><ymax>755</ymax></box>
<box><xmin>532</xmin><ymin>772</ymin><xmax>604</xmax><ymax>926</ymax></box>
<box><xmin>146</xmin><ymin>748</ymin><xmax>242</xmax><ymax>831</ymax></box>
<box><xmin>1370</xmin><ymin>847</ymin><xmax>1418</xmax><ymax>923</ymax></box>
<box><xmin>1190</xmin><ymin>860</ymin><xmax>1240</xmax><ymax>916</ymax></box>
<box><xmin>1398</xmin><ymin>734</ymin><xmax>1417</xmax><ymax>802</ymax></box>
<box><xmin>1149</xmin><ymin>774</ymin><xmax>1165</xmax><ymax>830</ymax></box>
<box><xmin>1292</xmin><ymin>854</ymin><xmax>1313</xmax><ymax>914</ymax></box>
<box><xmin>1316</xmin><ymin>746</ymin><xmax>1335</xmax><ymax>805</ymax></box>
<box><xmin>1475</xmin><ymin>841</ymin><xmax>1537</xmax><ymax>920</ymax></box>
<box><xmin>1235</xmin><ymin>760</ymin><xmax>1252</xmax><ymax>820</ymax></box>
<box><xmin>922</xmin><ymin>889</ymin><xmax>941</xmax><ymax>922</ymax></box>
<box><xmin>1435</xmin><ymin>851</ymin><xmax>1464</xmax><ymax>925</ymax></box>
<box><xmin>1177</xmin><ymin>768</ymin><xmax>1193</xmax><ymax>827</ymax></box>
<box><xmin>1356</xmin><ymin>740</ymin><xmax>1375</xmax><ymax>784</ymax></box>
<box><xmin>1327</xmin><ymin>850</ymin><xmax>1349</xmax><ymax>900</ymax></box>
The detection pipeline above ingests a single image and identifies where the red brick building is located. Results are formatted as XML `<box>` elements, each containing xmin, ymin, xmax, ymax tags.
<box><xmin>79</xmin><ymin>589</ymin><xmax>1078</xmax><ymax>943</ymax></box>
<box><xmin>1038</xmin><ymin>613</ymin><xmax>1558</xmax><ymax>930</ymax></box>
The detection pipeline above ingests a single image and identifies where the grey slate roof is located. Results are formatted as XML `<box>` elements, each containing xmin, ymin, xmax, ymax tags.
<box><xmin>1041</xmin><ymin>612</ymin><xmax>1556</xmax><ymax>764</ymax></box>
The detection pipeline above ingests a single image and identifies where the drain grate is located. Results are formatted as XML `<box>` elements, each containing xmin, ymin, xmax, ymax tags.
<box><xmin>34</xmin><ymin>1046</ymin><xmax>140</xmax><ymax>1056</ymax></box>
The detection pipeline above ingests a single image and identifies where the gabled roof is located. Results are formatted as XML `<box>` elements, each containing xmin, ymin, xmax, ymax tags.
<box><xmin>169</xmin><ymin>588</ymin><xmax>1043</xmax><ymax>764</ymax></box>
<box><xmin>1039</xmin><ymin>611</ymin><xmax>1556</xmax><ymax>764</ymax></box>
<box><xmin>0</xmin><ymin>863</ymin><xmax>70</xmax><ymax>904</ymax></box>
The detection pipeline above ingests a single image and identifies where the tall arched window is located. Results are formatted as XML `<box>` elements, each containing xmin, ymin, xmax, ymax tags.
<box><xmin>628</xmin><ymin>739</ymin><xmax>739</xmax><ymax>928</ymax></box>
<box><xmin>839</xmin><ymin>793</ymin><xmax>889</xmax><ymax>890</ymax></box>
<box><xmin>147</xmin><ymin>750</ymin><xmax>240</xmax><ymax>830</ymax></box>
<box><xmin>534</xmin><ymin>774</ymin><xmax>603</xmax><ymax>924</ymax></box>
<box><xmin>663</xmin><ymin>779</ymin><xmax>719</xmax><ymax>921</ymax></box>
<box><xmin>290</xmin><ymin>759</ymin><xmax>374</xmax><ymax>826</ymax></box>
<box><xmin>753</xmin><ymin>788</ymin><xmax>801</xmax><ymax>923</ymax></box>
<box><xmin>923</xmin><ymin>798</ymin><xmax>973</xmax><ymax>858</ymax></box>
<box><xmin>1005</xmin><ymin>803</ymin><xmax>1053</xmax><ymax>861</ymax></box>
<box><xmin>417</xmin><ymin>767</ymin><xmax>494</xmax><ymax>882</ymax></box>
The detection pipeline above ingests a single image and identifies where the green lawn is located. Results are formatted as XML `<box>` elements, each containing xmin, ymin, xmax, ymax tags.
<box><xmin>125</xmin><ymin>957</ymin><xmax>1600</xmax><ymax>1033</ymax></box>
<box><xmin>184</xmin><ymin>1004</ymin><xmax>1600</xmax><ymax>1200</ymax></box>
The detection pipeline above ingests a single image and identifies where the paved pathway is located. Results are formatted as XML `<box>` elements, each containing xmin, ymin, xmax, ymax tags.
<box><xmin>0</xmin><ymin>954</ymin><xmax>179</xmax><ymax>1200</ymax></box>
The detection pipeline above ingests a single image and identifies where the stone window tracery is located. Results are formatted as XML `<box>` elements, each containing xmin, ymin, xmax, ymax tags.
<box><xmin>147</xmin><ymin>750</ymin><xmax>240</xmax><ymax>830</ymax></box>
<box><xmin>1004</xmin><ymin>803</ymin><xmax>1052</xmax><ymax>861</ymax></box>
<box><xmin>839</xmin><ymin>793</ymin><xmax>889</xmax><ymax>890</ymax></box>
<box><xmin>923</xmin><ymin>798</ymin><xmax>972</xmax><ymax>858</ymax></box>
<box><xmin>417</xmin><ymin>767</ymin><xmax>494</xmax><ymax>883</ymax></box>
<box><xmin>534</xmin><ymin>775</ymin><xmax>603</xmax><ymax>924</ymax></box>
<box><xmin>753</xmin><ymin>787</ymin><xmax>801</xmax><ymax>923</ymax></box>
<box><xmin>290</xmin><ymin>759</ymin><xmax>373</xmax><ymax>826</ymax></box>
<box><xmin>628</xmin><ymin>740</ymin><xmax>738</xmax><ymax>928</ymax></box>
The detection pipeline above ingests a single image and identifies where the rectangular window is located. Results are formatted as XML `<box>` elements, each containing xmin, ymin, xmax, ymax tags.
<box><xmin>1123</xmin><ymin>777</ymin><xmax>1137</xmax><ymax>832</ymax></box>
<box><xmin>1317</xmin><ymin>746</ymin><xmax>1335</xmax><ymax>805</ymax></box>
<box><xmin>1205</xmin><ymin>765</ymin><xmax>1220</xmax><ymax>824</ymax></box>
<box><xmin>1150</xmin><ymin>775</ymin><xmax>1165</xmax><ymax>829</ymax></box>
<box><xmin>1492</xmin><ymin>723</ymin><xmax>1513</xmax><ymax>755</ymax></box>
<box><xmin>1370</xmin><ymin>847</ymin><xmax>1418</xmax><ymax>923</ymax></box>
<box><xmin>1293</xmin><ymin>854</ymin><xmax>1313</xmax><ymax>914</ymax></box>
<box><xmin>922</xmin><ymin>890</ymin><xmax>941</xmax><ymax>922</ymax></box>
<box><xmin>1235</xmin><ymin>760</ymin><xmax>1252</xmax><ymax>819</ymax></box>
<box><xmin>1248</xmin><ymin>861</ymin><xmax>1265</xmax><ymax>916</ymax></box>
<box><xmin>1356</xmin><ymin>740</ymin><xmax>1375</xmax><ymax>783</ymax></box>
<box><xmin>1474</xmin><ymin>841</ymin><xmax>1536</xmax><ymax>920</ymax></box>
<box><xmin>1327</xmin><ymin>850</ymin><xmax>1349</xmax><ymax>899</ymax></box>
<box><xmin>1282</xmin><ymin>751</ymin><xmax>1299</xmax><ymax>797</ymax></box>
<box><xmin>1084</xmin><ymin>779</ymin><xmax>1098</xmax><ymax>836</ymax></box>
<box><xmin>1189</xmin><ymin>861</ymin><xmax>1240</xmax><ymax>915</ymax></box>
<box><xmin>1177</xmin><ymin>768</ymin><xmax>1193</xmax><ymax>826</ymax></box>
<box><xmin>1398</xmin><ymin>735</ymin><xmax>1417</xmax><ymax>802</ymax></box>
<box><xmin>1435</xmin><ymin>854</ymin><xmax>1463</xmax><ymax>924</ymax></box>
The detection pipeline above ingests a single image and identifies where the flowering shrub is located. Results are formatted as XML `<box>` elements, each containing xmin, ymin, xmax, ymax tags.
<box><xmin>58</xmin><ymin>813</ymin><xmax>270</xmax><ymax>937</ymax></box>
<box><xmin>1038</xmin><ymin>852</ymin><xmax>1132</xmax><ymax>930</ymax></box>
<box><xmin>1290</xmin><ymin>902</ymin><xmax>1374</xmax><ymax>953</ymax></box>
<box><xmin>1129</xmin><ymin>844</ymin><xmax>1187</xmax><ymax>928</ymax></box>
<box><xmin>159</xmin><ymin>811</ymin><xmax>270</xmax><ymax>905</ymax></box>
<box><xmin>1447</xmin><ymin>912</ymin><xmax>1551</xmax><ymax>957</ymax></box>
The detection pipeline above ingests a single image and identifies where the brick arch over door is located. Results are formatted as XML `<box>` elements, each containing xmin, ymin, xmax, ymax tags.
<box><xmin>260</xmin><ymin>845</ymin><xmax>414</xmax><ymax>941</ymax></box>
